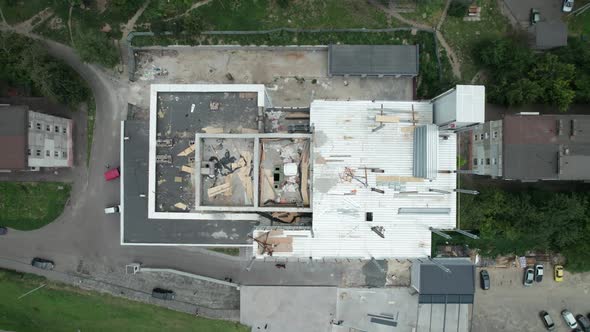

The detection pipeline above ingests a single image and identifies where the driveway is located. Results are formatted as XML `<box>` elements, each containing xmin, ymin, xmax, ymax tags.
<box><xmin>473</xmin><ymin>267</ymin><xmax>590</xmax><ymax>331</ymax></box>
<box><xmin>503</xmin><ymin>0</ymin><xmax>564</xmax><ymax>28</ymax></box>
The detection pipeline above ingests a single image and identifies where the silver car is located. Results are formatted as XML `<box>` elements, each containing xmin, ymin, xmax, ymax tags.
<box><xmin>562</xmin><ymin>310</ymin><xmax>578</xmax><ymax>329</ymax></box>
<box><xmin>523</xmin><ymin>267</ymin><xmax>534</xmax><ymax>287</ymax></box>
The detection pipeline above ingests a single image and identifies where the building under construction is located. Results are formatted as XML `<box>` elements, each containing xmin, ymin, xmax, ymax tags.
<box><xmin>120</xmin><ymin>84</ymin><xmax>485</xmax><ymax>259</ymax></box>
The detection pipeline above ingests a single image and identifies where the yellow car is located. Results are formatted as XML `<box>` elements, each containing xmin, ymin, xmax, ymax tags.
<box><xmin>554</xmin><ymin>265</ymin><xmax>564</xmax><ymax>282</ymax></box>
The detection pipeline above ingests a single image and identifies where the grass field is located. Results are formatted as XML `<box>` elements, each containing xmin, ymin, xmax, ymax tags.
<box><xmin>0</xmin><ymin>269</ymin><xmax>249</xmax><ymax>332</ymax></box>
<box><xmin>568</xmin><ymin>0</ymin><xmax>590</xmax><ymax>37</ymax></box>
<box><xmin>441</xmin><ymin>0</ymin><xmax>511</xmax><ymax>81</ymax></box>
<box><xmin>399</xmin><ymin>0</ymin><xmax>446</xmax><ymax>27</ymax></box>
<box><xmin>209</xmin><ymin>248</ymin><xmax>240</xmax><ymax>256</ymax></box>
<box><xmin>0</xmin><ymin>182</ymin><xmax>70</xmax><ymax>230</ymax></box>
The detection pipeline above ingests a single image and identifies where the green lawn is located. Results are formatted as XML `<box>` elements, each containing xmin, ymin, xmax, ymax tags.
<box><xmin>141</xmin><ymin>0</ymin><xmax>390</xmax><ymax>29</ymax></box>
<box><xmin>0</xmin><ymin>0</ymin><xmax>49</xmax><ymax>25</ymax></box>
<box><xmin>568</xmin><ymin>0</ymin><xmax>590</xmax><ymax>37</ymax></box>
<box><xmin>0</xmin><ymin>269</ymin><xmax>248</xmax><ymax>332</ymax></box>
<box><xmin>209</xmin><ymin>248</ymin><xmax>240</xmax><ymax>256</ymax></box>
<box><xmin>441</xmin><ymin>0</ymin><xmax>511</xmax><ymax>81</ymax></box>
<box><xmin>0</xmin><ymin>182</ymin><xmax>70</xmax><ymax>230</ymax></box>
<box><xmin>399</xmin><ymin>0</ymin><xmax>446</xmax><ymax>27</ymax></box>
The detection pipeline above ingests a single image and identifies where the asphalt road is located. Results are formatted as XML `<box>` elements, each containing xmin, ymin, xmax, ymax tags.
<box><xmin>0</xmin><ymin>37</ymin><xmax>368</xmax><ymax>289</ymax></box>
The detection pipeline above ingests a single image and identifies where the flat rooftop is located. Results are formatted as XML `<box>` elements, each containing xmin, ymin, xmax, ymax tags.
<box><xmin>0</xmin><ymin>105</ymin><xmax>27</xmax><ymax>169</ymax></box>
<box><xmin>328</xmin><ymin>44</ymin><xmax>419</xmax><ymax>76</ymax></box>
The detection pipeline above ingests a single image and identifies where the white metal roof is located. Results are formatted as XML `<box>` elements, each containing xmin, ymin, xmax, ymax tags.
<box><xmin>291</xmin><ymin>100</ymin><xmax>457</xmax><ymax>259</ymax></box>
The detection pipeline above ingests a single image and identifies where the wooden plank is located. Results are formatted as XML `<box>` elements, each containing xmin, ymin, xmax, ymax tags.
<box><xmin>301</xmin><ymin>141</ymin><xmax>310</xmax><ymax>206</ymax></box>
<box><xmin>376</xmin><ymin>115</ymin><xmax>399</xmax><ymax>123</ymax></box>
<box><xmin>177</xmin><ymin>144</ymin><xmax>195</xmax><ymax>156</ymax></box>
<box><xmin>174</xmin><ymin>176</ymin><xmax>183</xmax><ymax>183</ymax></box>
<box><xmin>285</xmin><ymin>112</ymin><xmax>310</xmax><ymax>119</ymax></box>
<box><xmin>241</xmin><ymin>128</ymin><xmax>259</xmax><ymax>134</ymax></box>
<box><xmin>181</xmin><ymin>165</ymin><xmax>194</xmax><ymax>174</ymax></box>
<box><xmin>376</xmin><ymin>175</ymin><xmax>424</xmax><ymax>183</ymax></box>
<box><xmin>207</xmin><ymin>183</ymin><xmax>231</xmax><ymax>197</ymax></box>
<box><xmin>174</xmin><ymin>202</ymin><xmax>188</xmax><ymax>210</ymax></box>
<box><xmin>202</xmin><ymin>126</ymin><xmax>224</xmax><ymax>134</ymax></box>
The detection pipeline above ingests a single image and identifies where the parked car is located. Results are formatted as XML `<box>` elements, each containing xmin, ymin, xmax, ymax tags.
<box><xmin>562</xmin><ymin>310</ymin><xmax>579</xmax><ymax>329</ymax></box>
<box><xmin>524</xmin><ymin>267</ymin><xmax>534</xmax><ymax>286</ymax></box>
<box><xmin>0</xmin><ymin>227</ymin><xmax>7</xmax><ymax>235</ymax></box>
<box><xmin>535</xmin><ymin>264</ymin><xmax>544</xmax><ymax>282</ymax></box>
<box><xmin>554</xmin><ymin>265</ymin><xmax>564</xmax><ymax>282</ymax></box>
<box><xmin>480</xmin><ymin>270</ymin><xmax>490</xmax><ymax>290</ymax></box>
<box><xmin>563</xmin><ymin>0</ymin><xmax>574</xmax><ymax>12</ymax></box>
<box><xmin>576</xmin><ymin>315</ymin><xmax>590</xmax><ymax>332</ymax></box>
<box><xmin>31</xmin><ymin>258</ymin><xmax>54</xmax><ymax>270</ymax></box>
<box><xmin>540</xmin><ymin>311</ymin><xmax>555</xmax><ymax>331</ymax></box>
<box><xmin>530</xmin><ymin>8</ymin><xmax>541</xmax><ymax>25</ymax></box>
<box><xmin>104</xmin><ymin>167</ymin><xmax>120</xmax><ymax>181</ymax></box>
<box><xmin>151</xmin><ymin>288</ymin><xmax>175</xmax><ymax>300</ymax></box>
<box><xmin>104</xmin><ymin>205</ymin><xmax>120</xmax><ymax>214</ymax></box>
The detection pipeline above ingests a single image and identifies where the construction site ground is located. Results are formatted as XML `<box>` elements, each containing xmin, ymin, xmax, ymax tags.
<box><xmin>129</xmin><ymin>46</ymin><xmax>414</xmax><ymax>109</ymax></box>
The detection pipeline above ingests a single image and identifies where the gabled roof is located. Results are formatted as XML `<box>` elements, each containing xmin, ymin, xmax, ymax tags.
<box><xmin>0</xmin><ymin>105</ymin><xmax>28</xmax><ymax>169</ymax></box>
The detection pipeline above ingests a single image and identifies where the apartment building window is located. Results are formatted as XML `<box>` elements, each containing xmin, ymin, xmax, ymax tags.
<box><xmin>62</xmin><ymin>151</ymin><xmax>67</xmax><ymax>158</ymax></box>
<box><xmin>486</xmin><ymin>158</ymin><xmax>491</xmax><ymax>165</ymax></box>
<box><xmin>55</xmin><ymin>125</ymin><xmax>59</xmax><ymax>133</ymax></box>
<box><xmin>480</xmin><ymin>158</ymin><xmax>484</xmax><ymax>165</ymax></box>
<box><xmin>492</xmin><ymin>158</ymin><xmax>497</xmax><ymax>165</ymax></box>
<box><xmin>46</xmin><ymin>124</ymin><xmax>51</xmax><ymax>132</ymax></box>
<box><xmin>474</xmin><ymin>134</ymin><xmax>478</xmax><ymax>141</ymax></box>
<box><xmin>54</xmin><ymin>151</ymin><xmax>59</xmax><ymax>158</ymax></box>
<box><xmin>493</xmin><ymin>131</ymin><xmax>498</xmax><ymax>139</ymax></box>
<box><xmin>36</xmin><ymin>123</ymin><xmax>41</xmax><ymax>130</ymax></box>
<box><xmin>28</xmin><ymin>121</ymin><xmax>32</xmax><ymax>129</ymax></box>
<box><xmin>473</xmin><ymin>158</ymin><xmax>478</xmax><ymax>166</ymax></box>
<box><xmin>62</xmin><ymin>127</ymin><xmax>67</xmax><ymax>134</ymax></box>
<box><xmin>27</xmin><ymin>149</ymin><xmax>31</xmax><ymax>156</ymax></box>
<box><xmin>484</xmin><ymin>132</ymin><xmax>489</xmax><ymax>139</ymax></box>
<box><xmin>480</xmin><ymin>134</ymin><xmax>484</xmax><ymax>140</ymax></box>
<box><xmin>46</xmin><ymin>150</ymin><xmax>50</xmax><ymax>157</ymax></box>
<box><xmin>36</xmin><ymin>150</ymin><xmax>41</xmax><ymax>156</ymax></box>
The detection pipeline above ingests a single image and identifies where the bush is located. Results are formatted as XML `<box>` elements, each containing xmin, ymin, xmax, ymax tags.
<box><xmin>74</xmin><ymin>31</ymin><xmax>119</xmax><ymax>68</ymax></box>
<box><xmin>448</xmin><ymin>1</ymin><xmax>468</xmax><ymax>18</ymax></box>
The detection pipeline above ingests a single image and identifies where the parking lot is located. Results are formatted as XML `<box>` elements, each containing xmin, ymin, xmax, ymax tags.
<box><xmin>473</xmin><ymin>266</ymin><xmax>590</xmax><ymax>331</ymax></box>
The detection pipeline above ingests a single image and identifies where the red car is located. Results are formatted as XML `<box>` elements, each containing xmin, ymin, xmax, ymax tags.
<box><xmin>104</xmin><ymin>167</ymin><xmax>120</xmax><ymax>181</ymax></box>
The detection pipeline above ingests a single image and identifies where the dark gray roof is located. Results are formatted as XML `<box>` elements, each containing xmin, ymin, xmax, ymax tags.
<box><xmin>503</xmin><ymin>115</ymin><xmax>590</xmax><ymax>181</ymax></box>
<box><xmin>0</xmin><ymin>105</ymin><xmax>28</xmax><ymax>169</ymax></box>
<box><xmin>534</xmin><ymin>22</ymin><xmax>567</xmax><ymax>50</ymax></box>
<box><xmin>122</xmin><ymin>120</ymin><xmax>257</xmax><ymax>244</ymax></box>
<box><xmin>328</xmin><ymin>45</ymin><xmax>419</xmax><ymax>76</ymax></box>
<box><xmin>418</xmin><ymin>258</ymin><xmax>475</xmax><ymax>304</ymax></box>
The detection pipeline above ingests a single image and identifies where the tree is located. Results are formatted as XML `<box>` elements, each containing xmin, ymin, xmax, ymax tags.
<box><xmin>74</xmin><ymin>31</ymin><xmax>119</xmax><ymax>68</ymax></box>
<box><xmin>184</xmin><ymin>13</ymin><xmax>204</xmax><ymax>36</ymax></box>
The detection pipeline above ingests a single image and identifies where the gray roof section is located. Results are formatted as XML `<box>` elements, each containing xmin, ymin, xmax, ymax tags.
<box><xmin>413</xmin><ymin>124</ymin><xmax>439</xmax><ymax>179</ymax></box>
<box><xmin>329</xmin><ymin>45</ymin><xmax>419</xmax><ymax>76</ymax></box>
<box><xmin>418</xmin><ymin>258</ymin><xmax>475</xmax><ymax>304</ymax></box>
<box><xmin>534</xmin><ymin>22</ymin><xmax>568</xmax><ymax>50</ymax></box>
<box><xmin>0</xmin><ymin>105</ymin><xmax>28</xmax><ymax>169</ymax></box>
<box><xmin>0</xmin><ymin>105</ymin><xmax>27</xmax><ymax>136</ymax></box>
<box><xmin>122</xmin><ymin>120</ymin><xmax>257</xmax><ymax>244</ymax></box>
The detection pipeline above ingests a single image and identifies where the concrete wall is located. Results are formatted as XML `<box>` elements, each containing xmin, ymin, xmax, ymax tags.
<box><xmin>27</xmin><ymin>111</ymin><xmax>73</xmax><ymax>168</ymax></box>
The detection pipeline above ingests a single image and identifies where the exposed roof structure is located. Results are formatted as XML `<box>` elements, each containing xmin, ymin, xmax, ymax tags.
<box><xmin>328</xmin><ymin>45</ymin><xmax>419</xmax><ymax>76</ymax></box>
<box><xmin>413</xmin><ymin>124</ymin><xmax>439</xmax><ymax>179</ymax></box>
<box><xmin>413</xmin><ymin>258</ymin><xmax>475</xmax><ymax>304</ymax></box>
<box><xmin>279</xmin><ymin>100</ymin><xmax>457</xmax><ymax>258</ymax></box>
<box><xmin>503</xmin><ymin>115</ymin><xmax>590</xmax><ymax>181</ymax></box>
<box><xmin>534</xmin><ymin>21</ymin><xmax>568</xmax><ymax>50</ymax></box>
<box><xmin>0</xmin><ymin>105</ymin><xmax>28</xmax><ymax>169</ymax></box>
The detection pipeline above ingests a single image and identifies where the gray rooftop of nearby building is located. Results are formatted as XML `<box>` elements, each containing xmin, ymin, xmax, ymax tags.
<box><xmin>0</xmin><ymin>105</ymin><xmax>28</xmax><ymax>169</ymax></box>
<box><xmin>503</xmin><ymin>115</ymin><xmax>590</xmax><ymax>181</ymax></box>
<box><xmin>122</xmin><ymin>120</ymin><xmax>257</xmax><ymax>244</ymax></box>
<box><xmin>534</xmin><ymin>21</ymin><xmax>568</xmax><ymax>50</ymax></box>
<box><xmin>417</xmin><ymin>258</ymin><xmax>475</xmax><ymax>304</ymax></box>
<box><xmin>328</xmin><ymin>44</ymin><xmax>419</xmax><ymax>76</ymax></box>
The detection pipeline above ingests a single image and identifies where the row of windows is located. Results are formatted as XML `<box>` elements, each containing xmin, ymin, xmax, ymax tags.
<box><xmin>28</xmin><ymin>149</ymin><xmax>68</xmax><ymax>158</ymax></box>
<box><xmin>474</xmin><ymin>131</ymin><xmax>498</xmax><ymax>141</ymax></box>
<box><xmin>473</xmin><ymin>158</ymin><xmax>497</xmax><ymax>166</ymax></box>
<box><xmin>29</xmin><ymin>121</ymin><xmax>67</xmax><ymax>134</ymax></box>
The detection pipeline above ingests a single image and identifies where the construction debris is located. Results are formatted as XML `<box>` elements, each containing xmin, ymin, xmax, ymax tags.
<box><xmin>207</xmin><ymin>182</ymin><xmax>231</xmax><ymax>197</ymax></box>
<box><xmin>181</xmin><ymin>165</ymin><xmax>194</xmax><ymax>174</ymax></box>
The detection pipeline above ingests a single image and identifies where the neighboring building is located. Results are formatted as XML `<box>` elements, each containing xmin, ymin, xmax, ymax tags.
<box><xmin>121</xmin><ymin>84</ymin><xmax>485</xmax><ymax>260</ymax></box>
<box><xmin>470</xmin><ymin>114</ymin><xmax>590</xmax><ymax>181</ymax></box>
<box><xmin>328</xmin><ymin>44</ymin><xmax>419</xmax><ymax>77</ymax></box>
<box><xmin>533</xmin><ymin>21</ymin><xmax>568</xmax><ymax>50</ymax></box>
<box><xmin>0</xmin><ymin>105</ymin><xmax>73</xmax><ymax>170</ymax></box>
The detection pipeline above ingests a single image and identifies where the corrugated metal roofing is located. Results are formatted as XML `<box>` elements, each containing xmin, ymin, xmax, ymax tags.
<box><xmin>413</xmin><ymin>124</ymin><xmax>439</xmax><ymax>179</ymax></box>
<box><xmin>294</xmin><ymin>100</ymin><xmax>457</xmax><ymax>259</ymax></box>
<box><xmin>329</xmin><ymin>45</ymin><xmax>419</xmax><ymax>76</ymax></box>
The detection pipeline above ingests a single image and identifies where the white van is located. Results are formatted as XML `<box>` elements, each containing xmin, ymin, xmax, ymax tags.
<box><xmin>104</xmin><ymin>205</ymin><xmax>120</xmax><ymax>214</ymax></box>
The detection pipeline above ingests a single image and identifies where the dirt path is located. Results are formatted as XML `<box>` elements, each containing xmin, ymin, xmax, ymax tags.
<box><xmin>12</xmin><ymin>7</ymin><xmax>53</xmax><ymax>33</ymax></box>
<box><xmin>163</xmin><ymin>0</ymin><xmax>213</xmax><ymax>22</ymax></box>
<box><xmin>0</xmin><ymin>6</ymin><xmax>7</xmax><ymax>26</ymax></box>
<box><xmin>120</xmin><ymin>0</ymin><xmax>152</xmax><ymax>41</ymax></box>
<box><xmin>68</xmin><ymin>5</ymin><xmax>73</xmax><ymax>45</ymax></box>
<box><xmin>369</xmin><ymin>0</ymin><xmax>462</xmax><ymax>79</ymax></box>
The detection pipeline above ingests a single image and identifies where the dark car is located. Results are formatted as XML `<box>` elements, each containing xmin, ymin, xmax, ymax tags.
<box><xmin>524</xmin><ymin>267</ymin><xmax>534</xmax><ymax>287</ymax></box>
<box><xmin>31</xmin><ymin>258</ymin><xmax>54</xmax><ymax>270</ymax></box>
<box><xmin>0</xmin><ymin>227</ymin><xmax>7</xmax><ymax>235</ymax></box>
<box><xmin>152</xmin><ymin>288</ymin><xmax>175</xmax><ymax>300</ymax></box>
<box><xmin>480</xmin><ymin>270</ymin><xmax>490</xmax><ymax>290</ymax></box>
<box><xmin>540</xmin><ymin>311</ymin><xmax>555</xmax><ymax>331</ymax></box>
<box><xmin>576</xmin><ymin>314</ymin><xmax>590</xmax><ymax>332</ymax></box>
<box><xmin>535</xmin><ymin>264</ymin><xmax>544</xmax><ymax>282</ymax></box>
